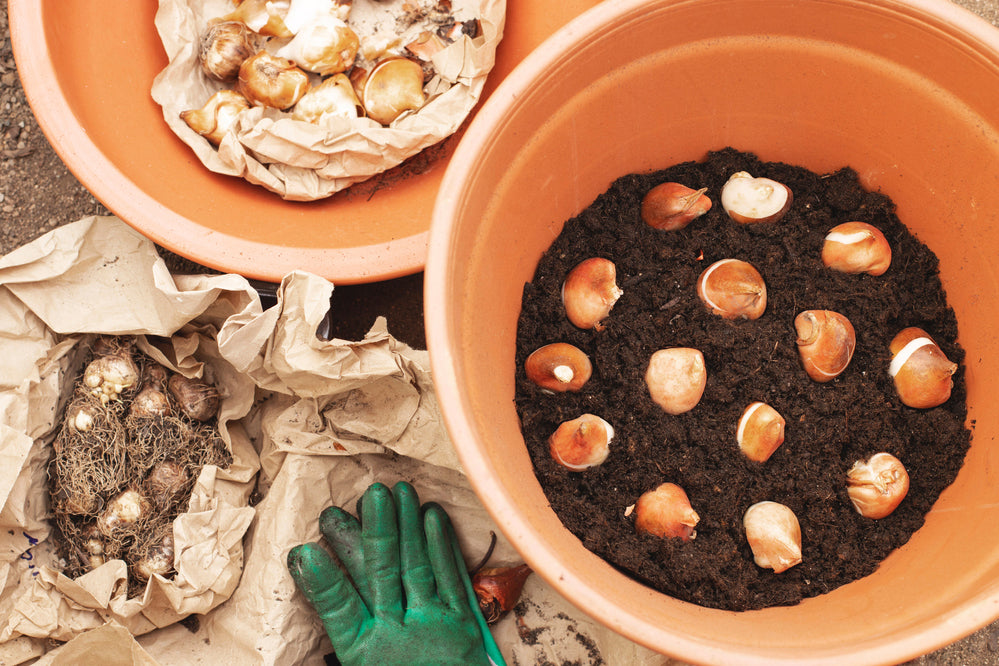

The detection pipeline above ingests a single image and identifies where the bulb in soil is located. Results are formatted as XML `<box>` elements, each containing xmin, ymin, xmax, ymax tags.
<box><xmin>632</xmin><ymin>482</ymin><xmax>699</xmax><ymax>541</ymax></box>
<box><xmin>548</xmin><ymin>414</ymin><xmax>613</xmax><ymax>471</ymax></box>
<box><xmin>696</xmin><ymin>258</ymin><xmax>767</xmax><ymax>320</ymax></box>
<box><xmin>641</xmin><ymin>182</ymin><xmax>712</xmax><ymax>230</ymax></box>
<box><xmin>736</xmin><ymin>402</ymin><xmax>785</xmax><ymax>463</ymax></box>
<box><xmin>644</xmin><ymin>348</ymin><xmax>707</xmax><ymax>414</ymax></box>
<box><xmin>146</xmin><ymin>461</ymin><xmax>191</xmax><ymax>509</ymax></box>
<box><xmin>795</xmin><ymin>310</ymin><xmax>856</xmax><ymax>382</ymax></box>
<box><xmin>130</xmin><ymin>386</ymin><xmax>172</xmax><ymax>418</ymax></box>
<box><xmin>720</xmin><ymin>171</ymin><xmax>793</xmax><ymax>224</ymax></box>
<box><xmin>847</xmin><ymin>452</ymin><xmax>910</xmax><ymax>519</ymax></box>
<box><xmin>743</xmin><ymin>501</ymin><xmax>802</xmax><ymax>573</ymax></box>
<box><xmin>821</xmin><ymin>221</ymin><xmax>892</xmax><ymax>276</ymax></box>
<box><xmin>561</xmin><ymin>257</ymin><xmax>624</xmax><ymax>331</ymax></box>
<box><xmin>524</xmin><ymin>342</ymin><xmax>592</xmax><ymax>392</ymax></box>
<box><xmin>888</xmin><ymin>327</ymin><xmax>957</xmax><ymax>409</ymax></box>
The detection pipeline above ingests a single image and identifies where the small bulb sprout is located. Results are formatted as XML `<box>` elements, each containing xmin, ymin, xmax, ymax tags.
<box><xmin>846</xmin><ymin>452</ymin><xmax>909</xmax><ymax>519</ymax></box>
<box><xmin>821</xmin><ymin>221</ymin><xmax>892</xmax><ymax>276</ymax></box>
<box><xmin>736</xmin><ymin>402</ymin><xmax>786</xmax><ymax>463</ymax></box>
<box><xmin>633</xmin><ymin>482</ymin><xmax>699</xmax><ymax>541</ymax></box>
<box><xmin>549</xmin><ymin>414</ymin><xmax>613</xmax><ymax>471</ymax></box>
<box><xmin>795</xmin><ymin>310</ymin><xmax>856</xmax><ymax>382</ymax></box>
<box><xmin>524</xmin><ymin>342</ymin><xmax>592</xmax><ymax>392</ymax></box>
<box><xmin>720</xmin><ymin>171</ymin><xmax>793</xmax><ymax>224</ymax></box>
<box><xmin>641</xmin><ymin>182</ymin><xmax>712</xmax><ymax>231</ymax></box>
<box><xmin>888</xmin><ymin>327</ymin><xmax>957</xmax><ymax>408</ymax></box>
<box><xmin>743</xmin><ymin>501</ymin><xmax>802</xmax><ymax>573</ymax></box>
<box><xmin>696</xmin><ymin>258</ymin><xmax>767</xmax><ymax>320</ymax></box>
<box><xmin>561</xmin><ymin>257</ymin><xmax>624</xmax><ymax>331</ymax></box>
<box><xmin>645</xmin><ymin>348</ymin><xmax>707</xmax><ymax>415</ymax></box>
<box><xmin>83</xmin><ymin>351</ymin><xmax>139</xmax><ymax>404</ymax></box>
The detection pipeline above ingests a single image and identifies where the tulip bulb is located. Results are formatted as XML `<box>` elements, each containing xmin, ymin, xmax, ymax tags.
<box><xmin>199</xmin><ymin>21</ymin><xmax>255</xmax><ymax>81</ymax></box>
<box><xmin>737</xmin><ymin>402</ymin><xmax>785</xmax><ymax>463</ymax></box>
<box><xmin>795</xmin><ymin>310</ymin><xmax>855</xmax><ymax>382</ymax></box>
<box><xmin>641</xmin><ymin>182</ymin><xmax>712</xmax><ymax>230</ymax></box>
<box><xmin>847</xmin><ymin>452</ymin><xmax>909</xmax><ymax>519</ymax></box>
<box><xmin>238</xmin><ymin>51</ymin><xmax>311</xmax><ymax>109</ymax></box>
<box><xmin>888</xmin><ymin>327</ymin><xmax>957</xmax><ymax>408</ymax></box>
<box><xmin>633</xmin><ymin>483</ymin><xmax>699</xmax><ymax>541</ymax></box>
<box><xmin>524</xmin><ymin>342</ymin><xmax>592</xmax><ymax>392</ymax></box>
<box><xmin>355</xmin><ymin>57</ymin><xmax>426</xmax><ymax>125</ymax></box>
<box><xmin>821</xmin><ymin>221</ymin><xmax>892</xmax><ymax>276</ymax></box>
<box><xmin>645</xmin><ymin>348</ymin><xmax>707</xmax><ymax>415</ymax></box>
<box><xmin>292</xmin><ymin>73</ymin><xmax>364</xmax><ymax>123</ymax></box>
<box><xmin>743</xmin><ymin>501</ymin><xmax>802</xmax><ymax>573</ymax></box>
<box><xmin>549</xmin><ymin>414</ymin><xmax>613</xmax><ymax>471</ymax></box>
<box><xmin>181</xmin><ymin>90</ymin><xmax>251</xmax><ymax>145</ymax></box>
<box><xmin>561</xmin><ymin>257</ymin><xmax>624</xmax><ymax>331</ymax></box>
<box><xmin>274</xmin><ymin>12</ymin><xmax>359</xmax><ymax>75</ymax></box>
<box><xmin>721</xmin><ymin>171</ymin><xmax>792</xmax><ymax>224</ymax></box>
<box><xmin>696</xmin><ymin>258</ymin><xmax>767</xmax><ymax>320</ymax></box>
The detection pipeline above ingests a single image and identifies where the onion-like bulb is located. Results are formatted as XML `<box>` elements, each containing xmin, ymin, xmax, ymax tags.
<box><xmin>221</xmin><ymin>0</ymin><xmax>293</xmax><ymax>37</ymax></box>
<box><xmin>168</xmin><ymin>374</ymin><xmax>221</xmax><ymax>422</ymax></box>
<box><xmin>238</xmin><ymin>51</ymin><xmax>311</xmax><ymax>110</ymax></box>
<box><xmin>356</xmin><ymin>57</ymin><xmax>426</xmax><ymax>125</ymax></box>
<box><xmin>97</xmin><ymin>487</ymin><xmax>151</xmax><ymax>537</ymax></box>
<box><xmin>292</xmin><ymin>73</ymin><xmax>364</xmax><ymax>123</ymax></box>
<box><xmin>275</xmin><ymin>11</ymin><xmax>359</xmax><ymax>75</ymax></box>
<box><xmin>199</xmin><ymin>21</ymin><xmax>255</xmax><ymax>81</ymax></box>
<box><xmin>181</xmin><ymin>90</ymin><xmax>250</xmax><ymax>145</ymax></box>
<box><xmin>83</xmin><ymin>352</ymin><xmax>139</xmax><ymax>403</ymax></box>
<box><xmin>133</xmin><ymin>533</ymin><xmax>176</xmax><ymax>581</ymax></box>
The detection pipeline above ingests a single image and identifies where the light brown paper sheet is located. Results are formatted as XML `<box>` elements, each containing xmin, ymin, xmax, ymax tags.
<box><xmin>152</xmin><ymin>0</ymin><xmax>505</xmax><ymax>201</ymax></box>
<box><xmin>0</xmin><ymin>217</ymin><xmax>669</xmax><ymax>665</ymax></box>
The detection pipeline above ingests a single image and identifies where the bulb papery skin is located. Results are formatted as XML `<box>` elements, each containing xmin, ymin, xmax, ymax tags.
<box><xmin>548</xmin><ymin>414</ymin><xmax>613</xmax><ymax>471</ymax></box>
<box><xmin>524</xmin><ymin>342</ymin><xmax>592</xmax><ymax>392</ymax></box>
<box><xmin>200</xmin><ymin>21</ymin><xmax>255</xmax><ymax>81</ymax></box>
<box><xmin>795</xmin><ymin>310</ymin><xmax>856</xmax><ymax>382</ymax></box>
<box><xmin>222</xmin><ymin>0</ymin><xmax>293</xmax><ymax>37</ymax></box>
<box><xmin>645</xmin><ymin>348</ymin><xmax>707</xmax><ymax>415</ymax></box>
<box><xmin>561</xmin><ymin>257</ymin><xmax>624</xmax><ymax>331</ymax></box>
<box><xmin>847</xmin><ymin>452</ymin><xmax>910</xmax><ymax>519</ymax></box>
<box><xmin>357</xmin><ymin>57</ymin><xmax>427</xmax><ymax>125</ymax></box>
<box><xmin>238</xmin><ymin>51</ymin><xmax>311</xmax><ymax>110</ymax></box>
<box><xmin>181</xmin><ymin>90</ymin><xmax>251</xmax><ymax>145</ymax></box>
<box><xmin>720</xmin><ymin>171</ymin><xmax>793</xmax><ymax>223</ymax></box>
<box><xmin>743</xmin><ymin>501</ymin><xmax>802</xmax><ymax>573</ymax></box>
<box><xmin>641</xmin><ymin>182</ymin><xmax>712</xmax><ymax>230</ymax></box>
<box><xmin>696</xmin><ymin>258</ymin><xmax>767</xmax><ymax>319</ymax></box>
<box><xmin>633</xmin><ymin>483</ymin><xmax>699</xmax><ymax>541</ymax></box>
<box><xmin>737</xmin><ymin>401</ymin><xmax>786</xmax><ymax>463</ymax></box>
<box><xmin>888</xmin><ymin>327</ymin><xmax>958</xmax><ymax>408</ymax></box>
<box><xmin>822</xmin><ymin>221</ymin><xmax>892</xmax><ymax>275</ymax></box>
<box><xmin>275</xmin><ymin>13</ymin><xmax>359</xmax><ymax>75</ymax></box>
<box><xmin>292</xmin><ymin>73</ymin><xmax>363</xmax><ymax>123</ymax></box>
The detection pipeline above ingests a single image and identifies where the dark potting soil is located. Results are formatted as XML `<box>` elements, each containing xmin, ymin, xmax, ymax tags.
<box><xmin>514</xmin><ymin>147</ymin><xmax>971</xmax><ymax>611</ymax></box>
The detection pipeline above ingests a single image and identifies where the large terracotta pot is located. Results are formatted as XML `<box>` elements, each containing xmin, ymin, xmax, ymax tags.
<box><xmin>425</xmin><ymin>0</ymin><xmax>999</xmax><ymax>663</ymax></box>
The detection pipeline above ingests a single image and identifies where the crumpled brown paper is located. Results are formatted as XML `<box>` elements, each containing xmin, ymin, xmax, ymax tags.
<box><xmin>0</xmin><ymin>217</ymin><xmax>669</xmax><ymax>665</ymax></box>
<box><xmin>152</xmin><ymin>0</ymin><xmax>505</xmax><ymax>201</ymax></box>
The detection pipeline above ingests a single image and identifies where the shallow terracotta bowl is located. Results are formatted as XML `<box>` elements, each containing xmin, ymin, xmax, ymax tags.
<box><xmin>8</xmin><ymin>1</ymin><xmax>602</xmax><ymax>283</ymax></box>
<box><xmin>426</xmin><ymin>0</ymin><xmax>999</xmax><ymax>663</ymax></box>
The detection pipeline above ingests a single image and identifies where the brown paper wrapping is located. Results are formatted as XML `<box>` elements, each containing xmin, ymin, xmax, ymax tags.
<box><xmin>151</xmin><ymin>0</ymin><xmax>506</xmax><ymax>201</ymax></box>
<box><xmin>0</xmin><ymin>217</ymin><xmax>667</xmax><ymax>665</ymax></box>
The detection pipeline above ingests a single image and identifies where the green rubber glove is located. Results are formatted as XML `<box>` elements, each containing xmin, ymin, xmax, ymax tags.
<box><xmin>287</xmin><ymin>481</ymin><xmax>506</xmax><ymax>666</ymax></box>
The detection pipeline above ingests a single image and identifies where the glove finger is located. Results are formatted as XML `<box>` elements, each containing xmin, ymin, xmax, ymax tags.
<box><xmin>319</xmin><ymin>506</ymin><xmax>373</xmax><ymax>609</ymax></box>
<box><xmin>392</xmin><ymin>481</ymin><xmax>436</xmax><ymax>608</ymax></box>
<box><xmin>423</xmin><ymin>502</ymin><xmax>472</xmax><ymax>613</ymax></box>
<box><xmin>287</xmin><ymin>543</ymin><xmax>370</xmax><ymax>650</ymax></box>
<box><xmin>360</xmin><ymin>482</ymin><xmax>404</xmax><ymax>621</ymax></box>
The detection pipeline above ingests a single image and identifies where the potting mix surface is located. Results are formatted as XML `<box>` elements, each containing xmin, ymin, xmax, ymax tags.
<box><xmin>514</xmin><ymin>148</ymin><xmax>971</xmax><ymax>611</ymax></box>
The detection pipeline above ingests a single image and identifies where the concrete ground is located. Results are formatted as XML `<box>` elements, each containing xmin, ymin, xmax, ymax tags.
<box><xmin>3</xmin><ymin>1</ymin><xmax>999</xmax><ymax>664</ymax></box>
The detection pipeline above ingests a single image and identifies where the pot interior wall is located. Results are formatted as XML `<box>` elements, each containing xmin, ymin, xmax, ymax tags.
<box><xmin>430</xmin><ymin>0</ymin><xmax>999</xmax><ymax>662</ymax></box>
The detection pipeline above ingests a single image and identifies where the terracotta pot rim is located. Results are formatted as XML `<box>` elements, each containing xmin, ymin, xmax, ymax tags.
<box><xmin>427</xmin><ymin>0</ymin><xmax>999</xmax><ymax>662</ymax></box>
